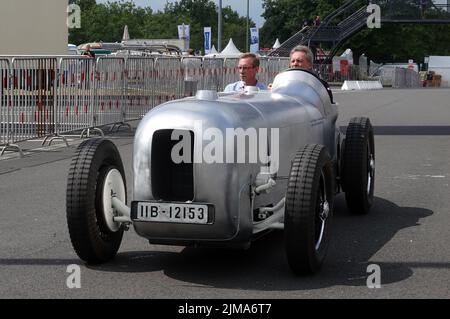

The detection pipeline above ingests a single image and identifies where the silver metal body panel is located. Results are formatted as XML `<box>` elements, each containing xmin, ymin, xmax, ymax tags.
<box><xmin>132</xmin><ymin>70</ymin><xmax>340</xmax><ymax>245</ymax></box>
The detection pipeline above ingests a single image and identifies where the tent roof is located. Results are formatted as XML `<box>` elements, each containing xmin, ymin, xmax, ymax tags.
<box><xmin>219</xmin><ymin>38</ymin><xmax>242</xmax><ymax>57</ymax></box>
<box><xmin>210</xmin><ymin>45</ymin><xmax>218</xmax><ymax>54</ymax></box>
<box><xmin>272</xmin><ymin>38</ymin><xmax>281</xmax><ymax>49</ymax></box>
<box><xmin>122</xmin><ymin>25</ymin><xmax>130</xmax><ymax>41</ymax></box>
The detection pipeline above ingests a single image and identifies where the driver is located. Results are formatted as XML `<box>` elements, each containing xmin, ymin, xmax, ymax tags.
<box><xmin>290</xmin><ymin>45</ymin><xmax>313</xmax><ymax>70</ymax></box>
<box><xmin>289</xmin><ymin>45</ymin><xmax>334</xmax><ymax>104</ymax></box>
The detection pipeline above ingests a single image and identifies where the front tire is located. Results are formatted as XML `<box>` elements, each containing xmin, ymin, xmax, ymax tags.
<box><xmin>285</xmin><ymin>144</ymin><xmax>334</xmax><ymax>275</ymax></box>
<box><xmin>66</xmin><ymin>138</ymin><xmax>126</xmax><ymax>264</ymax></box>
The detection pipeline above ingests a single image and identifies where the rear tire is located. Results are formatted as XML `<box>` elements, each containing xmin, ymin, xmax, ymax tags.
<box><xmin>342</xmin><ymin>117</ymin><xmax>375</xmax><ymax>215</ymax></box>
<box><xmin>285</xmin><ymin>144</ymin><xmax>334</xmax><ymax>275</ymax></box>
<box><xmin>66</xmin><ymin>138</ymin><xmax>126</xmax><ymax>264</ymax></box>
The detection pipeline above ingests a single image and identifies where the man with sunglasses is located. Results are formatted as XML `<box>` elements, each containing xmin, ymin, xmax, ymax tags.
<box><xmin>224</xmin><ymin>53</ymin><xmax>267</xmax><ymax>92</ymax></box>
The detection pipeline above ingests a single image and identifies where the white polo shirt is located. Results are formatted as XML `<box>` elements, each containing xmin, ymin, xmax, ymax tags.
<box><xmin>223</xmin><ymin>81</ymin><xmax>267</xmax><ymax>92</ymax></box>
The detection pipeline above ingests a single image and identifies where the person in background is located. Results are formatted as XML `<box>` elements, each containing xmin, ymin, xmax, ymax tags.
<box><xmin>82</xmin><ymin>44</ymin><xmax>95</xmax><ymax>58</ymax></box>
<box><xmin>224</xmin><ymin>53</ymin><xmax>267</xmax><ymax>92</ymax></box>
<box><xmin>314</xmin><ymin>15</ymin><xmax>321</xmax><ymax>26</ymax></box>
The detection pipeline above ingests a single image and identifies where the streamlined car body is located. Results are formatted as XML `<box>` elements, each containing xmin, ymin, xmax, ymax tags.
<box><xmin>66</xmin><ymin>69</ymin><xmax>375</xmax><ymax>274</ymax></box>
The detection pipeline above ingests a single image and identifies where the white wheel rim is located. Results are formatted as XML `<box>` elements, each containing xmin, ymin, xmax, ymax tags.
<box><xmin>102</xmin><ymin>168</ymin><xmax>126</xmax><ymax>232</ymax></box>
<box><xmin>367</xmin><ymin>143</ymin><xmax>375</xmax><ymax>195</ymax></box>
<box><xmin>315</xmin><ymin>172</ymin><xmax>329</xmax><ymax>251</ymax></box>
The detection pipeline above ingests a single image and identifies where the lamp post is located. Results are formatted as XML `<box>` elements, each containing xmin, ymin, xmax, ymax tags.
<box><xmin>246</xmin><ymin>0</ymin><xmax>249</xmax><ymax>52</ymax></box>
<box><xmin>218</xmin><ymin>0</ymin><xmax>222</xmax><ymax>52</ymax></box>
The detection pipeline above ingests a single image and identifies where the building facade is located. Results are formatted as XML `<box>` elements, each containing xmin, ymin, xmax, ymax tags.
<box><xmin>0</xmin><ymin>0</ymin><xmax>68</xmax><ymax>55</ymax></box>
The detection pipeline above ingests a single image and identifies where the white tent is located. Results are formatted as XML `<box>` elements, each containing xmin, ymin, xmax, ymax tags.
<box><xmin>340</xmin><ymin>48</ymin><xmax>354</xmax><ymax>64</ymax></box>
<box><xmin>122</xmin><ymin>25</ymin><xmax>130</xmax><ymax>41</ymax></box>
<box><xmin>220</xmin><ymin>38</ymin><xmax>242</xmax><ymax>57</ymax></box>
<box><xmin>272</xmin><ymin>38</ymin><xmax>281</xmax><ymax>49</ymax></box>
<box><xmin>204</xmin><ymin>39</ymin><xmax>242</xmax><ymax>58</ymax></box>
<box><xmin>210</xmin><ymin>45</ymin><xmax>218</xmax><ymax>54</ymax></box>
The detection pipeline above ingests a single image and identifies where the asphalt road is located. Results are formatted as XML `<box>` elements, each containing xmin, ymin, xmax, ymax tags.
<box><xmin>0</xmin><ymin>88</ymin><xmax>449</xmax><ymax>299</ymax></box>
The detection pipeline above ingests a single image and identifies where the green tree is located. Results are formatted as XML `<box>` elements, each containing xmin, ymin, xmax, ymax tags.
<box><xmin>164</xmin><ymin>0</ymin><xmax>253</xmax><ymax>52</ymax></box>
<box><xmin>260</xmin><ymin>0</ymin><xmax>450</xmax><ymax>63</ymax></box>
<box><xmin>69</xmin><ymin>1</ymin><xmax>152</xmax><ymax>44</ymax></box>
<box><xmin>69</xmin><ymin>0</ymin><xmax>252</xmax><ymax>53</ymax></box>
<box><xmin>260</xmin><ymin>0</ymin><xmax>344</xmax><ymax>48</ymax></box>
<box><xmin>69</xmin><ymin>0</ymin><xmax>96</xmax><ymax>11</ymax></box>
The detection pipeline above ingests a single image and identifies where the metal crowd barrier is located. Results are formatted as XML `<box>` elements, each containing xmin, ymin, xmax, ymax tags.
<box><xmin>154</xmin><ymin>57</ymin><xmax>183</xmax><ymax>105</ymax></box>
<box><xmin>95</xmin><ymin>57</ymin><xmax>126</xmax><ymax>127</ymax></box>
<box><xmin>124</xmin><ymin>57</ymin><xmax>155</xmax><ymax>121</ymax></box>
<box><xmin>3</xmin><ymin>55</ymin><xmax>381</xmax><ymax>156</ymax></box>
<box><xmin>1</xmin><ymin>59</ymin><xmax>10</xmax><ymax>151</ymax></box>
<box><xmin>259</xmin><ymin>57</ymin><xmax>288</xmax><ymax>87</ymax></box>
<box><xmin>222</xmin><ymin>58</ymin><xmax>240</xmax><ymax>90</ymax></box>
<box><xmin>9</xmin><ymin>57</ymin><xmax>57</xmax><ymax>144</ymax></box>
<box><xmin>181</xmin><ymin>56</ymin><xmax>203</xmax><ymax>96</ymax></box>
<box><xmin>201</xmin><ymin>58</ymin><xmax>223</xmax><ymax>92</ymax></box>
<box><xmin>57</xmin><ymin>57</ymin><xmax>95</xmax><ymax>135</ymax></box>
<box><xmin>378</xmin><ymin>68</ymin><xmax>395</xmax><ymax>86</ymax></box>
<box><xmin>392</xmin><ymin>68</ymin><xmax>421</xmax><ymax>88</ymax></box>
<box><xmin>258</xmin><ymin>58</ymin><xmax>271</xmax><ymax>87</ymax></box>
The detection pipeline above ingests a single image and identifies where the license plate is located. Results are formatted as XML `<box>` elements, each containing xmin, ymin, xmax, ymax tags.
<box><xmin>133</xmin><ymin>202</ymin><xmax>209</xmax><ymax>224</ymax></box>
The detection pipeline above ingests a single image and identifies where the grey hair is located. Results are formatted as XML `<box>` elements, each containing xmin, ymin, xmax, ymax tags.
<box><xmin>290</xmin><ymin>45</ymin><xmax>313</xmax><ymax>65</ymax></box>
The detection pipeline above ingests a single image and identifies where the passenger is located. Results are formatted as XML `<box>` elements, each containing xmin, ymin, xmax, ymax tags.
<box><xmin>224</xmin><ymin>53</ymin><xmax>267</xmax><ymax>92</ymax></box>
<box><xmin>289</xmin><ymin>45</ymin><xmax>334</xmax><ymax>104</ymax></box>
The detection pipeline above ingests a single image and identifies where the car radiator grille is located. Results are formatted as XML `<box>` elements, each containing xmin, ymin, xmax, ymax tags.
<box><xmin>151</xmin><ymin>129</ymin><xmax>194</xmax><ymax>201</ymax></box>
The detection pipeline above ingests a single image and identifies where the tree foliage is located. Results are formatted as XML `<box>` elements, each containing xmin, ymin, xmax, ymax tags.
<box><xmin>69</xmin><ymin>0</ymin><xmax>450</xmax><ymax>63</ymax></box>
<box><xmin>69</xmin><ymin>0</ymin><xmax>253</xmax><ymax>52</ymax></box>
<box><xmin>260</xmin><ymin>0</ymin><xmax>345</xmax><ymax>48</ymax></box>
<box><xmin>261</xmin><ymin>0</ymin><xmax>450</xmax><ymax>63</ymax></box>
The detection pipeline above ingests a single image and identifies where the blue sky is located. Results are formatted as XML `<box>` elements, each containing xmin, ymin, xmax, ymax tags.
<box><xmin>96</xmin><ymin>0</ymin><xmax>266</xmax><ymax>27</ymax></box>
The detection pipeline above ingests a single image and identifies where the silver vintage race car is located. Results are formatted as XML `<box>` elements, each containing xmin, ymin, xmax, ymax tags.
<box><xmin>66</xmin><ymin>69</ymin><xmax>375</xmax><ymax>275</ymax></box>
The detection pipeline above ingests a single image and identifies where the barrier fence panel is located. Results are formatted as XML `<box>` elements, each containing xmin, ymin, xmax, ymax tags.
<box><xmin>380</xmin><ymin>68</ymin><xmax>395</xmax><ymax>86</ymax></box>
<box><xmin>181</xmin><ymin>56</ymin><xmax>202</xmax><ymax>96</ymax></box>
<box><xmin>4</xmin><ymin>55</ymin><xmax>427</xmax><ymax>148</ymax></box>
<box><xmin>10</xmin><ymin>57</ymin><xmax>57</xmax><ymax>143</ymax></box>
<box><xmin>314</xmin><ymin>63</ymin><xmax>333</xmax><ymax>82</ymax></box>
<box><xmin>1</xmin><ymin>59</ymin><xmax>10</xmax><ymax>146</ymax></box>
<box><xmin>124</xmin><ymin>57</ymin><xmax>155</xmax><ymax>121</ymax></box>
<box><xmin>406</xmin><ymin>69</ymin><xmax>420</xmax><ymax>88</ymax></box>
<box><xmin>316</xmin><ymin>63</ymin><xmax>361</xmax><ymax>83</ymax></box>
<box><xmin>154</xmin><ymin>57</ymin><xmax>183</xmax><ymax>106</ymax></box>
<box><xmin>271</xmin><ymin>58</ymin><xmax>289</xmax><ymax>83</ymax></box>
<box><xmin>258</xmin><ymin>58</ymin><xmax>271</xmax><ymax>87</ymax></box>
<box><xmin>57</xmin><ymin>57</ymin><xmax>95</xmax><ymax>134</ymax></box>
<box><xmin>393</xmin><ymin>68</ymin><xmax>405</xmax><ymax>88</ymax></box>
<box><xmin>223</xmin><ymin>58</ymin><xmax>239</xmax><ymax>89</ymax></box>
<box><xmin>95</xmin><ymin>57</ymin><xmax>126</xmax><ymax>126</ymax></box>
<box><xmin>201</xmin><ymin>58</ymin><xmax>224</xmax><ymax>92</ymax></box>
